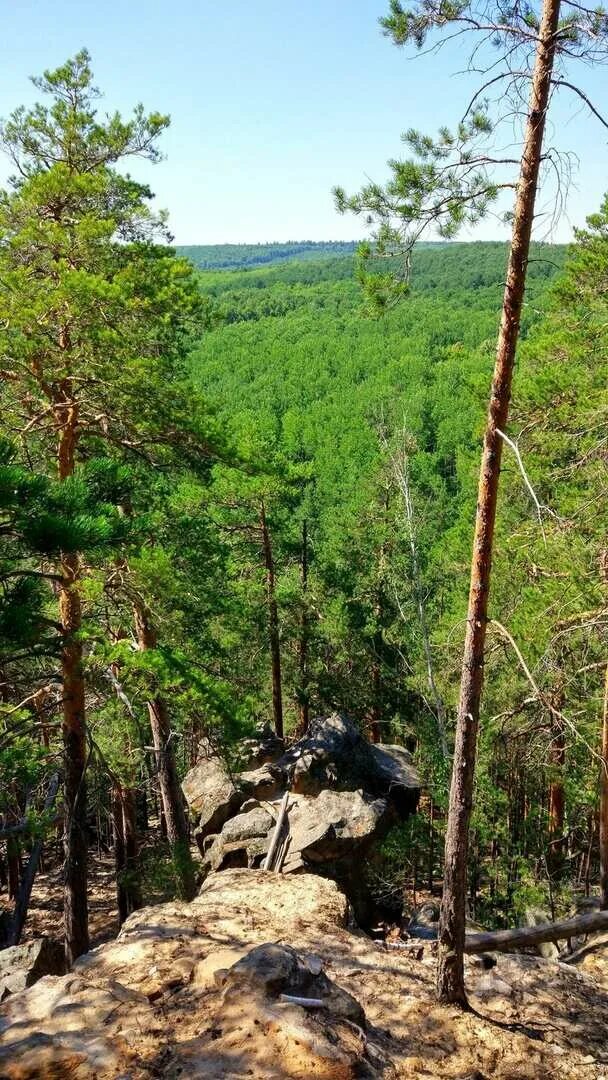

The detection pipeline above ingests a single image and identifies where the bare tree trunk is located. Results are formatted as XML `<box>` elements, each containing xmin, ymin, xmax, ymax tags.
<box><xmin>369</xmin><ymin>640</ymin><xmax>382</xmax><ymax>744</ymax></box>
<box><xmin>369</xmin><ymin>496</ymin><xmax>389</xmax><ymax>744</ymax></box>
<box><xmin>7</xmin><ymin>833</ymin><xmax>20</xmax><ymax>902</ymax></box>
<box><xmin>437</xmin><ymin>0</ymin><xmax>562</xmax><ymax>1006</ymax></box>
<box><xmin>548</xmin><ymin>724</ymin><xmax>566</xmax><ymax>873</ymax></box>
<box><xmin>112</xmin><ymin>784</ymin><xmax>141</xmax><ymax>927</ymax></box>
<box><xmin>600</xmin><ymin>663</ymin><xmax>608</xmax><ymax>909</ymax></box>
<box><xmin>260</xmin><ymin>501</ymin><xmax>283</xmax><ymax>739</ymax></box>
<box><xmin>296</xmin><ymin>518</ymin><xmax>310</xmax><ymax>735</ymax></box>
<box><xmin>112</xmin><ymin>785</ymin><xmax>128</xmax><ymax>926</ymax></box>
<box><xmin>390</xmin><ymin>439</ymin><xmax>449</xmax><ymax>757</ymax></box>
<box><xmin>2</xmin><ymin>775</ymin><xmax>60</xmax><ymax>948</ymax></box>
<box><xmin>428</xmin><ymin>797</ymin><xmax>435</xmax><ymax>894</ymax></box>
<box><xmin>122</xmin><ymin>787</ymin><xmax>142</xmax><ymax>916</ymax></box>
<box><xmin>133</xmin><ymin>603</ymin><xmax>195</xmax><ymax>900</ymax></box>
<box><xmin>58</xmin><ymin>398</ymin><xmax>89</xmax><ymax>967</ymax></box>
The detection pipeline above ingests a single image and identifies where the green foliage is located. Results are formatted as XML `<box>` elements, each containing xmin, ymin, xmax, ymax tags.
<box><xmin>1</xmin><ymin>45</ymin><xmax>606</xmax><ymax>934</ymax></box>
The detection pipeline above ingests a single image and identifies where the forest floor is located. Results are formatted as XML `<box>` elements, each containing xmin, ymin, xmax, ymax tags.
<box><xmin>3</xmin><ymin>868</ymin><xmax>608</xmax><ymax>1078</ymax></box>
<box><xmin>21</xmin><ymin>848</ymin><xmax>119</xmax><ymax>950</ymax></box>
<box><xmin>19</xmin><ymin>825</ymin><xmax>203</xmax><ymax>952</ymax></box>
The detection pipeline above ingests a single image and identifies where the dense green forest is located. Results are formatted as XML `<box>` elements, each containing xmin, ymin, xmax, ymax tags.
<box><xmin>176</xmin><ymin>240</ymin><xmax>359</xmax><ymax>271</ymax></box>
<box><xmin>2</xmin><ymin>43</ymin><xmax>608</xmax><ymax>1019</ymax></box>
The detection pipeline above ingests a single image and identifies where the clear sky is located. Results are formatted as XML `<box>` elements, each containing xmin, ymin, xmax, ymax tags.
<box><xmin>1</xmin><ymin>0</ymin><xmax>607</xmax><ymax>244</ymax></box>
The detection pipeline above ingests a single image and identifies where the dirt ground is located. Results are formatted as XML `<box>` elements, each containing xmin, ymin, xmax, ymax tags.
<box><xmin>20</xmin><ymin>849</ymin><xmax>119</xmax><ymax>951</ymax></box>
<box><xmin>3</xmin><ymin>868</ymin><xmax>608</xmax><ymax>1078</ymax></box>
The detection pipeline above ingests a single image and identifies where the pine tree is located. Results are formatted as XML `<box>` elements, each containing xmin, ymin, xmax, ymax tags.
<box><xmin>336</xmin><ymin>0</ymin><xmax>608</xmax><ymax>1005</ymax></box>
<box><xmin>0</xmin><ymin>51</ymin><xmax>208</xmax><ymax>960</ymax></box>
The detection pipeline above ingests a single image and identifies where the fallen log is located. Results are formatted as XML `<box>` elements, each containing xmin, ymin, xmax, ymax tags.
<box><xmin>560</xmin><ymin>932</ymin><xmax>608</xmax><ymax>965</ymax></box>
<box><xmin>464</xmin><ymin>908</ymin><xmax>608</xmax><ymax>955</ymax></box>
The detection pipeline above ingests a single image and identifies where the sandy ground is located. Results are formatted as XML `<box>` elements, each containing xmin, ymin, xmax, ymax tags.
<box><xmin>2</xmin><ymin>868</ymin><xmax>608</xmax><ymax>1078</ymax></box>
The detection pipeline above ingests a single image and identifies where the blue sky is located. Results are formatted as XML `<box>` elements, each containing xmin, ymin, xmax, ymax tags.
<box><xmin>1</xmin><ymin>0</ymin><xmax>607</xmax><ymax>244</ymax></box>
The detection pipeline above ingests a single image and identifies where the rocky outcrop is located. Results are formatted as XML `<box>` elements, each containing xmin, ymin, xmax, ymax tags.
<box><xmin>0</xmin><ymin>872</ymin><xmax>377</xmax><ymax>1078</ymax></box>
<box><xmin>181</xmin><ymin>754</ymin><xmax>242</xmax><ymax>837</ymax></box>
<box><xmin>183</xmin><ymin>714</ymin><xmax>420</xmax><ymax>918</ymax></box>
<box><xmin>2</xmin><ymin>869</ymin><xmax>607</xmax><ymax>1079</ymax></box>
<box><xmin>0</xmin><ymin>937</ymin><xmax>65</xmax><ymax>1000</ymax></box>
<box><xmin>220</xmin><ymin>941</ymin><xmax>365</xmax><ymax>1024</ymax></box>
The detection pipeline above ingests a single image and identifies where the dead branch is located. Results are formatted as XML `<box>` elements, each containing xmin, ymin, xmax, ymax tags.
<box><xmin>464</xmin><ymin>908</ymin><xmax>608</xmax><ymax>954</ymax></box>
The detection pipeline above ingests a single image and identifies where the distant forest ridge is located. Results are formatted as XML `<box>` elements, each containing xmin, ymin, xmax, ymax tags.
<box><xmin>176</xmin><ymin>241</ymin><xmax>360</xmax><ymax>270</ymax></box>
<box><xmin>177</xmin><ymin>239</ymin><xmax>568</xmax><ymax>273</ymax></box>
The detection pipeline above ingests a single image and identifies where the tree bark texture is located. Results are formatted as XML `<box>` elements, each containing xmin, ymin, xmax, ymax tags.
<box><xmin>600</xmin><ymin>663</ymin><xmax>608</xmax><ymax>909</ymax></box>
<box><xmin>58</xmin><ymin>397</ymin><xmax>90</xmax><ymax>966</ymax></box>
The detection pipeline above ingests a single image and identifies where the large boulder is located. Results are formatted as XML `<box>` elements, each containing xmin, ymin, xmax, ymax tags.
<box><xmin>274</xmin><ymin>714</ymin><xmax>419</xmax><ymax>808</ymax></box>
<box><xmin>284</xmin><ymin>789</ymin><xmax>390</xmax><ymax>868</ymax></box>
<box><xmin>0</xmin><ymin>937</ymin><xmax>66</xmax><ymax>1000</ymax></box>
<box><xmin>202</xmin><ymin>805</ymin><xmax>275</xmax><ymax>873</ymax></box>
<box><xmin>183</xmin><ymin>754</ymin><xmax>242</xmax><ymax>840</ymax></box>
<box><xmin>184</xmin><ymin>714</ymin><xmax>420</xmax><ymax>919</ymax></box>
<box><xmin>220</xmin><ymin>941</ymin><xmax>365</xmax><ymax>1024</ymax></box>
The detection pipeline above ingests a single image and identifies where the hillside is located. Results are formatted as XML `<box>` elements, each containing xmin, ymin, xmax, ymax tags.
<box><xmin>190</xmin><ymin>241</ymin><xmax>566</xmax><ymax>648</ymax></box>
<box><xmin>176</xmin><ymin>240</ymin><xmax>360</xmax><ymax>270</ymax></box>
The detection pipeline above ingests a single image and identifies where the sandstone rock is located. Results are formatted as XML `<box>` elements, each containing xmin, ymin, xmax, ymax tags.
<box><xmin>222</xmin><ymin>941</ymin><xmax>365</xmax><ymax>1024</ymax></box>
<box><xmin>239</xmin><ymin>763</ymin><xmax>283</xmax><ymax>801</ymax></box>
<box><xmin>368</xmin><ymin>742</ymin><xmax>420</xmax><ymax>809</ymax></box>
<box><xmin>285</xmin><ymin>788</ymin><xmax>390</xmax><ymax>866</ymax></box>
<box><xmin>276</xmin><ymin>714</ymin><xmax>419</xmax><ymax>808</ymax></box>
<box><xmin>240</xmin><ymin>724</ymin><xmax>285</xmax><ymax>769</ymax></box>
<box><xmin>220</xmin><ymin>805</ymin><xmax>274</xmax><ymax>844</ymax></box>
<box><xmin>201</xmin><ymin>806</ymin><xmax>274</xmax><ymax>873</ymax></box>
<box><xmin>183</xmin><ymin>754</ymin><xmax>243</xmax><ymax>841</ymax></box>
<box><xmin>0</xmin><ymin>937</ymin><xmax>65</xmax><ymax>999</ymax></box>
<box><xmin>183</xmin><ymin>713</ymin><xmax>421</xmax><ymax>917</ymax></box>
<box><xmin>1</xmin><ymin>870</ymin><xmax>604</xmax><ymax>1079</ymax></box>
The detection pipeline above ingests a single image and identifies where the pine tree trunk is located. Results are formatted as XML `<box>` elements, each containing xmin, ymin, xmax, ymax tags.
<box><xmin>600</xmin><ymin>663</ymin><xmax>608</xmax><ymax>909</ymax></box>
<box><xmin>436</xmin><ymin>0</ymin><xmax>562</xmax><ymax>1006</ymax></box>
<box><xmin>112</xmin><ymin>785</ymin><xmax>128</xmax><ymax>926</ymax></box>
<box><xmin>112</xmin><ymin>784</ymin><xmax>141</xmax><ymax>927</ymax></box>
<box><xmin>9</xmin><ymin>774</ymin><xmax>60</xmax><ymax>947</ymax></box>
<box><xmin>428</xmin><ymin>798</ymin><xmax>435</xmax><ymax>894</ymax></box>
<box><xmin>58</xmin><ymin>398</ymin><xmax>89</xmax><ymax>966</ymax></box>
<box><xmin>260</xmin><ymin>502</ymin><xmax>284</xmax><ymax>739</ymax></box>
<box><xmin>369</xmin><ymin>646</ymin><xmax>382</xmax><ymax>743</ymax></box>
<box><xmin>548</xmin><ymin>725</ymin><xmax>566</xmax><ymax>873</ymax></box>
<box><xmin>7</xmin><ymin>834</ymin><xmax>20</xmax><ymax>902</ymax></box>
<box><xmin>133</xmin><ymin>603</ymin><xmax>195</xmax><ymax>900</ymax></box>
<box><xmin>122</xmin><ymin>787</ymin><xmax>142</xmax><ymax>916</ymax></box>
<box><xmin>297</xmin><ymin>519</ymin><xmax>310</xmax><ymax>735</ymax></box>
